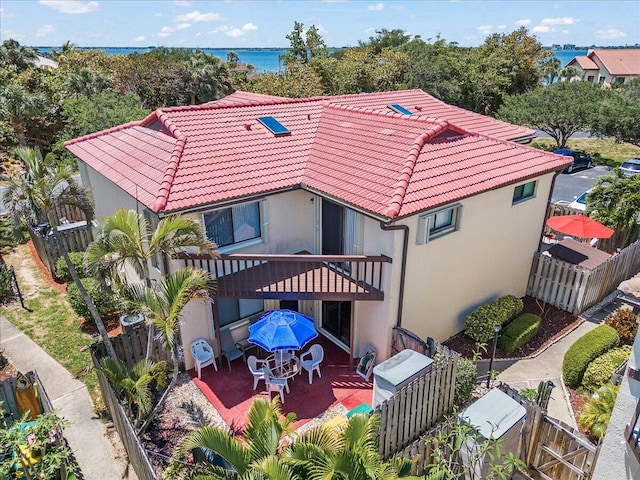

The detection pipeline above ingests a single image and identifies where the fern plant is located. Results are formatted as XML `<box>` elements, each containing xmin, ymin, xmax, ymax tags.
<box><xmin>578</xmin><ymin>383</ymin><xmax>620</xmax><ymax>440</ymax></box>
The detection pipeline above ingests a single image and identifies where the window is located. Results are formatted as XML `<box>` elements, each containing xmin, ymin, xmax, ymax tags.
<box><xmin>203</xmin><ymin>202</ymin><xmax>261</xmax><ymax>248</ymax></box>
<box><xmin>615</xmin><ymin>77</ymin><xmax>625</xmax><ymax>84</ymax></box>
<box><xmin>587</xmin><ymin>75</ymin><xmax>595</xmax><ymax>82</ymax></box>
<box><xmin>513</xmin><ymin>181</ymin><xmax>536</xmax><ymax>204</ymax></box>
<box><xmin>417</xmin><ymin>204</ymin><xmax>461</xmax><ymax>244</ymax></box>
<box><xmin>217</xmin><ymin>298</ymin><xmax>264</xmax><ymax>328</ymax></box>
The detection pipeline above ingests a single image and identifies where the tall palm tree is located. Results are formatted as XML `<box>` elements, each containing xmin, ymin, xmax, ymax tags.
<box><xmin>173</xmin><ymin>396</ymin><xmax>297</xmax><ymax>478</ymax></box>
<box><xmin>127</xmin><ymin>267</ymin><xmax>214</xmax><ymax>433</ymax></box>
<box><xmin>2</xmin><ymin>147</ymin><xmax>116</xmax><ymax>358</ymax></box>
<box><xmin>0</xmin><ymin>84</ymin><xmax>48</xmax><ymax>146</ymax></box>
<box><xmin>86</xmin><ymin>208</ymin><xmax>215</xmax><ymax>290</ymax></box>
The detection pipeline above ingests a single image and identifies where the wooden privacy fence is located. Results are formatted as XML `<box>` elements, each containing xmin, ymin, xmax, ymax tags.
<box><xmin>376</xmin><ymin>352</ymin><xmax>457</xmax><ymax>459</ymax></box>
<box><xmin>527</xmin><ymin>240</ymin><xmax>640</xmax><ymax>314</ymax></box>
<box><xmin>28</xmin><ymin>221</ymin><xmax>94</xmax><ymax>276</ymax></box>
<box><xmin>91</xmin><ymin>348</ymin><xmax>159</xmax><ymax>480</ymax></box>
<box><xmin>91</xmin><ymin>327</ymin><xmax>172</xmax><ymax>370</ymax></box>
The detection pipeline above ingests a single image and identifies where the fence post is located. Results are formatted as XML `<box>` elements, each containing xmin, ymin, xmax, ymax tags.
<box><xmin>9</xmin><ymin>266</ymin><xmax>25</xmax><ymax>309</ymax></box>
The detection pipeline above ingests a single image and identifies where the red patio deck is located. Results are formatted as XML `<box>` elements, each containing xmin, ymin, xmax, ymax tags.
<box><xmin>189</xmin><ymin>335</ymin><xmax>373</xmax><ymax>430</ymax></box>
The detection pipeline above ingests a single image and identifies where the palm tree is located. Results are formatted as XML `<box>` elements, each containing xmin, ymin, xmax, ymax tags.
<box><xmin>173</xmin><ymin>396</ymin><xmax>296</xmax><ymax>478</ymax></box>
<box><xmin>183</xmin><ymin>53</ymin><xmax>231</xmax><ymax>105</ymax></box>
<box><xmin>2</xmin><ymin>147</ymin><xmax>116</xmax><ymax>358</ymax></box>
<box><xmin>63</xmin><ymin>69</ymin><xmax>112</xmax><ymax>98</ymax></box>
<box><xmin>0</xmin><ymin>39</ymin><xmax>37</xmax><ymax>72</ymax></box>
<box><xmin>127</xmin><ymin>267</ymin><xmax>214</xmax><ymax>433</ymax></box>
<box><xmin>99</xmin><ymin>357</ymin><xmax>168</xmax><ymax>428</ymax></box>
<box><xmin>0</xmin><ymin>84</ymin><xmax>48</xmax><ymax>146</ymax></box>
<box><xmin>578</xmin><ymin>383</ymin><xmax>620</xmax><ymax>440</ymax></box>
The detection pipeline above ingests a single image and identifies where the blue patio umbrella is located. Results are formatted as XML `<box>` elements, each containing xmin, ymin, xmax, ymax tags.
<box><xmin>248</xmin><ymin>310</ymin><xmax>318</xmax><ymax>355</ymax></box>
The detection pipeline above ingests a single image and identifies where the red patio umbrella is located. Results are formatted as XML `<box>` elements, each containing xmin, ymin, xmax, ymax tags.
<box><xmin>546</xmin><ymin>215</ymin><xmax>614</xmax><ymax>239</ymax></box>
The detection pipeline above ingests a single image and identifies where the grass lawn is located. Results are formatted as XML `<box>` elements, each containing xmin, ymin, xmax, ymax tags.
<box><xmin>1</xmin><ymin>243</ymin><xmax>100</xmax><ymax>401</ymax></box>
<box><xmin>529</xmin><ymin>138</ymin><xmax>640</xmax><ymax>167</ymax></box>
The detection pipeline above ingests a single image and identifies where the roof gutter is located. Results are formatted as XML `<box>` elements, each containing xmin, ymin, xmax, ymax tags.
<box><xmin>379</xmin><ymin>220</ymin><xmax>409</xmax><ymax>328</ymax></box>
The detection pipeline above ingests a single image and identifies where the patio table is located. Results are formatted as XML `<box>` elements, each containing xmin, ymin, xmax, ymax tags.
<box><xmin>267</xmin><ymin>353</ymin><xmax>300</xmax><ymax>380</ymax></box>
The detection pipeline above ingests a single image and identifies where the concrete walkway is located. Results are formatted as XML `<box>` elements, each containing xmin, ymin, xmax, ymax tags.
<box><xmin>0</xmin><ymin>315</ymin><xmax>137</xmax><ymax>480</ymax></box>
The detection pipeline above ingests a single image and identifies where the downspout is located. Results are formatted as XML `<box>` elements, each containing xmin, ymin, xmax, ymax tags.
<box><xmin>379</xmin><ymin>221</ymin><xmax>409</xmax><ymax>327</ymax></box>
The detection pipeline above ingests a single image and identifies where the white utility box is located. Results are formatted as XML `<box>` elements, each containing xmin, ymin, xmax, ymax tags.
<box><xmin>372</xmin><ymin>349</ymin><xmax>433</xmax><ymax>408</ymax></box>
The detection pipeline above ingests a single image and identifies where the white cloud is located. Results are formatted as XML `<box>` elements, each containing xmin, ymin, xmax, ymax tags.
<box><xmin>133</xmin><ymin>35</ymin><xmax>145</xmax><ymax>42</ymax></box>
<box><xmin>242</xmin><ymin>22</ymin><xmax>258</xmax><ymax>31</ymax></box>
<box><xmin>540</xmin><ymin>17</ymin><xmax>580</xmax><ymax>26</ymax></box>
<box><xmin>477</xmin><ymin>25</ymin><xmax>494</xmax><ymax>35</ymax></box>
<box><xmin>497</xmin><ymin>24</ymin><xmax>506</xmax><ymax>30</ymax></box>
<box><xmin>158</xmin><ymin>26</ymin><xmax>173</xmax><ymax>37</ymax></box>
<box><xmin>154</xmin><ymin>12</ymin><xmax>162</xmax><ymax>17</ymax></box>
<box><xmin>515</xmin><ymin>19</ymin><xmax>531</xmax><ymax>26</ymax></box>
<box><xmin>532</xmin><ymin>25</ymin><xmax>551</xmax><ymax>33</ymax></box>
<box><xmin>315</xmin><ymin>24</ymin><xmax>328</xmax><ymax>35</ymax></box>
<box><xmin>175</xmin><ymin>11</ymin><xmax>222</xmax><ymax>23</ymax></box>
<box><xmin>368</xmin><ymin>3</ymin><xmax>384</xmax><ymax>11</ymax></box>
<box><xmin>173</xmin><ymin>0</ymin><xmax>192</xmax><ymax>6</ymax></box>
<box><xmin>176</xmin><ymin>23</ymin><xmax>191</xmax><ymax>30</ymax></box>
<box><xmin>595</xmin><ymin>29</ymin><xmax>627</xmax><ymax>39</ymax></box>
<box><xmin>226</xmin><ymin>28</ymin><xmax>244</xmax><ymax>38</ymax></box>
<box><xmin>0</xmin><ymin>8</ymin><xmax>4</xmax><ymax>18</ymax></box>
<box><xmin>36</xmin><ymin>24</ymin><xmax>55</xmax><ymax>37</ymax></box>
<box><xmin>38</xmin><ymin>1</ymin><xmax>99</xmax><ymax>14</ymax></box>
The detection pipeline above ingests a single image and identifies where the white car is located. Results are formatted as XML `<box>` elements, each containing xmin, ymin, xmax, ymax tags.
<box><xmin>620</xmin><ymin>158</ymin><xmax>640</xmax><ymax>177</ymax></box>
<box><xmin>568</xmin><ymin>189</ymin><xmax>591</xmax><ymax>212</ymax></box>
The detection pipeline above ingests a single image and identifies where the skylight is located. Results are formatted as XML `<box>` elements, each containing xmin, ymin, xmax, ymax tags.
<box><xmin>257</xmin><ymin>116</ymin><xmax>291</xmax><ymax>136</ymax></box>
<box><xmin>388</xmin><ymin>104</ymin><xmax>413</xmax><ymax>115</ymax></box>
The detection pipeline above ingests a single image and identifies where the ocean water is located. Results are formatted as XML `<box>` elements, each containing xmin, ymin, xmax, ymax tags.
<box><xmin>34</xmin><ymin>46</ymin><xmax>585</xmax><ymax>72</ymax></box>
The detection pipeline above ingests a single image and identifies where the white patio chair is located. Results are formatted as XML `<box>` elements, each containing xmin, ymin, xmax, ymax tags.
<box><xmin>190</xmin><ymin>338</ymin><xmax>217</xmax><ymax>379</ymax></box>
<box><xmin>262</xmin><ymin>365</ymin><xmax>289</xmax><ymax>403</ymax></box>
<box><xmin>299</xmin><ymin>344</ymin><xmax>324</xmax><ymax>384</ymax></box>
<box><xmin>247</xmin><ymin>355</ymin><xmax>269</xmax><ymax>390</ymax></box>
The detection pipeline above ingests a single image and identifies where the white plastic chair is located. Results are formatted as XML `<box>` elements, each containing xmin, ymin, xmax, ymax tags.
<box><xmin>247</xmin><ymin>355</ymin><xmax>269</xmax><ymax>390</ymax></box>
<box><xmin>299</xmin><ymin>344</ymin><xmax>324</xmax><ymax>384</ymax></box>
<box><xmin>262</xmin><ymin>365</ymin><xmax>289</xmax><ymax>403</ymax></box>
<box><xmin>190</xmin><ymin>338</ymin><xmax>217</xmax><ymax>379</ymax></box>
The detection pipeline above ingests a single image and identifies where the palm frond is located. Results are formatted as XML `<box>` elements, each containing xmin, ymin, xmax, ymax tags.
<box><xmin>175</xmin><ymin>426</ymin><xmax>250</xmax><ymax>474</ymax></box>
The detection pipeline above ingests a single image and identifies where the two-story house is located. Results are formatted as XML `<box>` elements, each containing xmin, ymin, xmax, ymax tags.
<box><xmin>567</xmin><ymin>49</ymin><xmax>640</xmax><ymax>85</ymax></box>
<box><xmin>65</xmin><ymin>89</ymin><xmax>570</xmax><ymax>369</ymax></box>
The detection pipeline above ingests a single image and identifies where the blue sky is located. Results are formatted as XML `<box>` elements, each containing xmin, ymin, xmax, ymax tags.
<box><xmin>1</xmin><ymin>0</ymin><xmax>638</xmax><ymax>49</ymax></box>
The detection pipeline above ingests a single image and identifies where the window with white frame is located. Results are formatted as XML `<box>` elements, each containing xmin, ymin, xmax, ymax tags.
<box><xmin>217</xmin><ymin>298</ymin><xmax>264</xmax><ymax>328</ymax></box>
<box><xmin>416</xmin><ymin>204</ymin><xmax>461</xmax><ymax>244</ymax></box>
<box><xmin>512</xmin><ymin>181</ymin><xmax>536</xmax><ymax>204</ymax></box>
<box><xmin>203</xmin><ymin>201</ymin><xmax>262</xmax><ymax>248</ymax></box>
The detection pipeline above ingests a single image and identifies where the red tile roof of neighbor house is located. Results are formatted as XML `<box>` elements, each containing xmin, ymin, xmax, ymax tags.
<box><xmin>65</xmin><ymin>89</ymin><xmax>570</xmax><ymax>220</ymax></box>
<box><xmin>588</xmin><ymin>49</ymin><xmax>640</xmax><ymax>76</ymax></box>
<box><xmin>570</xmin><ymin>56</ymin><xmax>599</xmax><ymax>70</ymax></box>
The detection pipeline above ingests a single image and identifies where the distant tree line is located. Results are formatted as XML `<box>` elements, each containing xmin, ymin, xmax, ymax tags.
<box><xmin>0</xmin><ymin>24</ymin><xmax>638</xmax><ymax>176</ymax></box>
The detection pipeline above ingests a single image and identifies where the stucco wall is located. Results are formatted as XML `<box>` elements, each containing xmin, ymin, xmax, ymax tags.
<box><xmin>399</xmin><ymin>172</ymin><xmax>555</xmax><ymax>342</ymax></box>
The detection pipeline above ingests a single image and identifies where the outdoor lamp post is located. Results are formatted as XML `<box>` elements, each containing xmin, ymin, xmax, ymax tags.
<box><xmin>487</xmin><ymin>324</ymin><xmax>502</xmax><ymax>388</ymax></box>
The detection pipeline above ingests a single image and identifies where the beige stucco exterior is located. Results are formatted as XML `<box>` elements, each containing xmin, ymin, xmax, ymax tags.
<box><xmin>78</xmin><ymin>159</ymin><xmax>558</xmax><ymax>371</ymax></box>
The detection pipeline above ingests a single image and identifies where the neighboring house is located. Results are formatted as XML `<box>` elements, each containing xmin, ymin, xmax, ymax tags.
<box><xmin>65</xmin><ymin>89</ymin><xmax>569</xmax><ymax>369</ymax></box>
<box><xmin>32</xmin><ymin>55</ymin><xmax>59</xmax><ymax>70</ymax></box>
<box><xmin>567</xmin><ymin>49</ymin><xmax>640</xmax><ymax>85</ymax></box>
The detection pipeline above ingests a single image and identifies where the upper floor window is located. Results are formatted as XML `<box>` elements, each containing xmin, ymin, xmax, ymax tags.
<box><xmin>203</xmin><ymin>201</ymin><xmax>262</xmax><ymax>248</ymax></box>
<box><xmin>513</xmin><ymin>181</ymin><xmax>536</xmax><ymax>204</ymax></box>
<box><xmin>587</xmin><ymin>75</ymin><xmax>595</xmax><ymax>82</ymax></box>
<box><xmin>417</xmin><ymin>204</ymin><xmax>461</xmax><ymax>244</ymax></box>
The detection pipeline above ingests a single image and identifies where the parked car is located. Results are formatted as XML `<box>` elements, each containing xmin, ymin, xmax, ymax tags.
<box><xmin>568</xmin><ymin>189</ymin><xmax>591</xmax><ymax>212</ymax></box>
<box><xmin>620</xmin><ymin>158</ymin><xmax>640</xmax><ymax>177</ymax></box>
<box><xmin>554</xmin><ymin>149</ymin><xmax>594</xmax><ymax>174</ymax></box>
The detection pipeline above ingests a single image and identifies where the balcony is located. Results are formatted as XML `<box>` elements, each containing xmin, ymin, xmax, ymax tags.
<box><xmin>177</xmin><ymin>252</ymin><xmax>391</xmax><ymax>301</ymax></box>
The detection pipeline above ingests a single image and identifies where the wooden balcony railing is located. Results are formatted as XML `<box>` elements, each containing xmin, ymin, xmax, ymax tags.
<box><xmin>177</xmin><ymin>252</ymin><xmax>392</xmax><ymax>301</ymax></box>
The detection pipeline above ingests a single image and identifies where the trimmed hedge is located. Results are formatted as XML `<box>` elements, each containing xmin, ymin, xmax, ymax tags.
<box><xmin>562</xmin><ymin>325</ymin><xmax>620</xmax><ymax>389</ymax></box>
<box><xmin>498</xmin><ymin>313</ymin><xmax>541</xmax><ymax>353</ymax></box>
<box><xmin>55</xmin><ymin>252</ymin><xmax>87</xmax><ymax>283</ymax></box>
<box><xmin>464</xmin><ymin>295</ymin><xmax>524</xmax><ymax>343</ymax></box>
<box><xmin>582</xmin><ymin>345</ymin><xmax>632</xmax><ymax>392</ymax></box>
<box><xmin>67</xmin><ymin>278</ymin><xmax>118</xmax><ymax>320</ymax></box>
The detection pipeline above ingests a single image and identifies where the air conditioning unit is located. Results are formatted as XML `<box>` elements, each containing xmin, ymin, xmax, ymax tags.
<box><xmin>372</xmin><ymin>349</ymin><xmax>433</xmax><ymax>408</ymax></box>
<box><xmin>119</xmin><ymin>313</ymin><xmax>145</xmax><ymax>334</ymax></box>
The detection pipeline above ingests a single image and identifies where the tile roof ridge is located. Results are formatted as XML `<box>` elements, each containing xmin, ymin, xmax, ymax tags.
<box><xmin>63</xmin><ymin>118</ymin><xmax>145</xmax><ymax>146</ymax></box>
<box><xmin>151</xmin><ymin>109</ymin><xmax>187</xmax><ymax>213</ymax></box>
<box><xmin>159</xmin><ymin>93</ymin><xmax>328</xmax><ymax>113</ymax></box>
<box><xmin>385</xmin><ymin>122</ymin><xmax>451</xmax><ymax>219</ymax></box>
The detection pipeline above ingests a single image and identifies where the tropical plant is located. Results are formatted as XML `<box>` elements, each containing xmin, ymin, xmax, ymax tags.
<box><xmin>0</xmin><ymin>39</ymin><xmax>37</xmax><ymax>72</ymax></box>
<box><xmin>592</xmin><ymin>77</ymin><xmax>640</xmax><ymax>147</ymax></box>
<box><xmin>2</xmin><ymin>146</ymin><xmax>116</xmax><ymax>358</ymax></box>
<box><xmin>0</xmin><ymin>411</ymin><xmax>78</xmax><ymax>480</ymax></box>
<box><xmin>172</xmin><ymin>396</ymin><xmax>296</xmax><ymax>478</ymax></box>
<box><xmin>578</xmin><ymin>383</ymin><xmax>620</xmax><ymax>440</ymax></box>
<box><xmin>99</xmin><ymin>357</ymin><xmax>168</xmax><ymax>427</ymax></box>
<box><xmin>66</xmin><ymin>277</ymin><xmax>119</xmax><ymax>320</ymax></box>
<box><xmin>55</xmin><ymin>251</ymin><xmax>86</xmax><ymax>283</ymax></box>
<box><xmin>604</xmin><ymin>307</ymin><xmax>639</xmax><ymax>344</ymax></box>
<box><xmin>0</xmin><ymin>83</ymin><xmax>48</xmax><ymax>146</ymax></box>
<box><xmin>422</xmin><ymin>413</ymin><xmax>526</xmax><ymax>479</ymax></box>
<box><xmin>127</xmin><ymin>267</ymin><xmax>214</xmax><ymax>432</ymax></box>
<box><xmin>582</xmin><ymin>345</ymin><xmax>632</xmax><ymax>393</ymax></box>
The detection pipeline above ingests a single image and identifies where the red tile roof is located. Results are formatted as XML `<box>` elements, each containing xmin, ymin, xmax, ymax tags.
<box><xmin>589</xmin><ymin>49</ymin><xmax>640</xmax><ymax>76</ymax></box>
<box><xmin>569</xmin><ymin>56</ymin><xmax>598</xmax><ymax>70</ymax></box>
<box><xmin>66</xmin><ymin>89</ymin><xmax>568</xmax><ymax>220</ymax></box>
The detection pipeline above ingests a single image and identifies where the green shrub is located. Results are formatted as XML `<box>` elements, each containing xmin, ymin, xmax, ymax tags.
<box><xmin>582</xmin><ymin>345</ymin><xmax>632</xmax><ymax>392</ymax></box>
<box><xmin>498</xmin><ymin>313</ymin><xmax>541</xmax><ymax>353</ymax></box>
<box><xmin>604</xmin><ymin>307</ymin><xmax>638</xmax><ymax>345</ymax></box>
<box><xmin>562</xmin><ymin>325</ymin><xmax>619</xmax><ymax>389</ymax></box>
<box><xmin>0</xmin><ymin>263</ymin><xmax>14</xmax><ymax>304</ymax></box>
<box><xmin>55</xmin><ymin>252</ymin><xmax>87</xmax><ymax>283</ymax></box>
<box><xmin>578</xmin><ymin>383</ymin><xmax>619</xmax><ymax>440</ymax></box>
<box><xmin>67</xmin><ymin>278</ymin><xmax>118</xmax><ymax>319</ymax></box>
<box><xmin>464</xmin><ymin>295</ymin><xmax>524</xmax><ymax>343</ymax></box>
<box><xmin>454</xmin><ymin>357</ymin><xmax>477</xmax><ymax>405</ymax></box>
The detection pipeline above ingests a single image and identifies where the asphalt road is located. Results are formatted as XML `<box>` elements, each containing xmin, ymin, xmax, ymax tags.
<box><xmin>551</xmin><ymin>165</ymin><xmax>612</xmax><ymax>204</ymax></box>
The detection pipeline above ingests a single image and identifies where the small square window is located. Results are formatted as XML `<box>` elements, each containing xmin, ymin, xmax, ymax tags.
<box><xmin>417</xmin><ymin>204</ymin><xmax>461</xmax><ymax>244</ymax></box>
<box><xmin>513</xmin><ymin>181</ymin><xmax>536</xmax><ymax>204</ymax></box>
